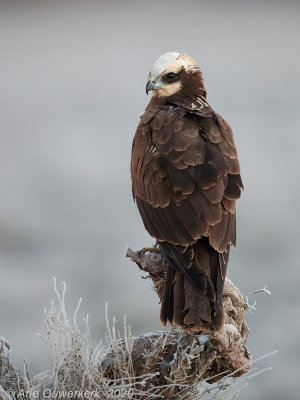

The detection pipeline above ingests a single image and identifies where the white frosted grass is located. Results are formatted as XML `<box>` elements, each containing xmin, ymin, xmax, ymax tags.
<box><xmin>1</xmin><ymin>279</ymin><xmax>276</xmax><ymax>400</ymax></box>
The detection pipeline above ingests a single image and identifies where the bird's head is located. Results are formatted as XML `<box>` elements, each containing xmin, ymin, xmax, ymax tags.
<box><xmin>146</xmin><ymin>52</ymin><xmax>206</xmax><ymax>98</ymax></box>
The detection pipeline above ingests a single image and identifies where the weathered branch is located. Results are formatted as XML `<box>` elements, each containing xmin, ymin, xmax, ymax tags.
<box><xmin>119</xmin><ymin>247</ymin><xmax>252</xmax><ymax>390</ymax></box>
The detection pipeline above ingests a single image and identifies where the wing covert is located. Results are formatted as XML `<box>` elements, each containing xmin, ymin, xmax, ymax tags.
<box><xmin>131</xmin><ymin>102</ymin><xmax>243</xmax><ymax>253</ymax></box>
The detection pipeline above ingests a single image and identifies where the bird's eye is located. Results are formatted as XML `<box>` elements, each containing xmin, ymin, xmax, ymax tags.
<box><xmin>165</xmin><ymin>72</ymin><xmax>176</xmax><ymax>81</ymax></box>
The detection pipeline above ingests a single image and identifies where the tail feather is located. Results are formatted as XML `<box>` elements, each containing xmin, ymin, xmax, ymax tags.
<box><xmin>160</xmin><ymin>265</ymin><xmax>174</xmax><ymax>326</ymax></box>
<box><xmin>172</xmin><ymin>271</ymin><xmax>185</xmax><ymax>326</ymax></box>
<box><xmin>159</xmin><ymin>238</ymin><xmax>229</xmax><ymax>333</ymax></box>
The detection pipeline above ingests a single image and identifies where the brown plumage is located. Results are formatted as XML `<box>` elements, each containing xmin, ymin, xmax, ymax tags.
<box><xmin>131</xmin><ymin>52</ymin><xmax>243</xmax><ymax>333</ymax></box>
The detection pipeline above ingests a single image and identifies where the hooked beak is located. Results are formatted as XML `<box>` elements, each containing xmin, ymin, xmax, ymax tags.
<box><xmin>146</xmin><ymin>77</ymin><xmax>163</xmax><ymax>95</ymax></box>
<box><xmin>146</xmin><ymin>80</ymin><xmax>155</xmax><ymax>95</ymax></box>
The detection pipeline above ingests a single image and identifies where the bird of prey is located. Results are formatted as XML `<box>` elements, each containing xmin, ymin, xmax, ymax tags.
<box><xmin>131</xmin><ymin>52</ymin><xmax>243</xmax><ymax>333</ymax></box>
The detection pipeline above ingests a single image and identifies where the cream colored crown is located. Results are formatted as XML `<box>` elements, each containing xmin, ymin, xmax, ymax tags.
<box><xmin>151</xmin><ymin>52</ymin><xmax>198</xmax><ymax>77</ymax></box>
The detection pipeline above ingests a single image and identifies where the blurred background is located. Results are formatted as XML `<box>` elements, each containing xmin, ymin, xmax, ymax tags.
<box><xmin>0</xmin><ymin>0</ymin><xmax>299</xmax><ymax>398</ymax></box>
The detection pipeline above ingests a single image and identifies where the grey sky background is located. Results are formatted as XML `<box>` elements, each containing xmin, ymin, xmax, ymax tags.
<box><xmin>0</xmin><ymin>1</ymin><xmax>299</xmax><ymax>399</ymax></box>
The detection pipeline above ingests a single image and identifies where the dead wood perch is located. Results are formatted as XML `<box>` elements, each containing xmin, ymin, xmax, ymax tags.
<box><xmin>119</xmin><ymin>247</ymin><xmax>252</xmax><ymax>389</ymax></box>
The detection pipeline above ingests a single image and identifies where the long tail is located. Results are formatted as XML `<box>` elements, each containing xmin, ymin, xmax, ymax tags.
<box><xmin>159</xmin><ymin>238</ymin><xmax>229</xmax><ymax>333</ymax></box>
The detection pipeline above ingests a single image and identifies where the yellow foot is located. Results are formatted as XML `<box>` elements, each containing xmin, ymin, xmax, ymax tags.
<box><xmin>141</xmin><ymin>247</ymin><xmax>160</xmax><ymax>253</ymax></box>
